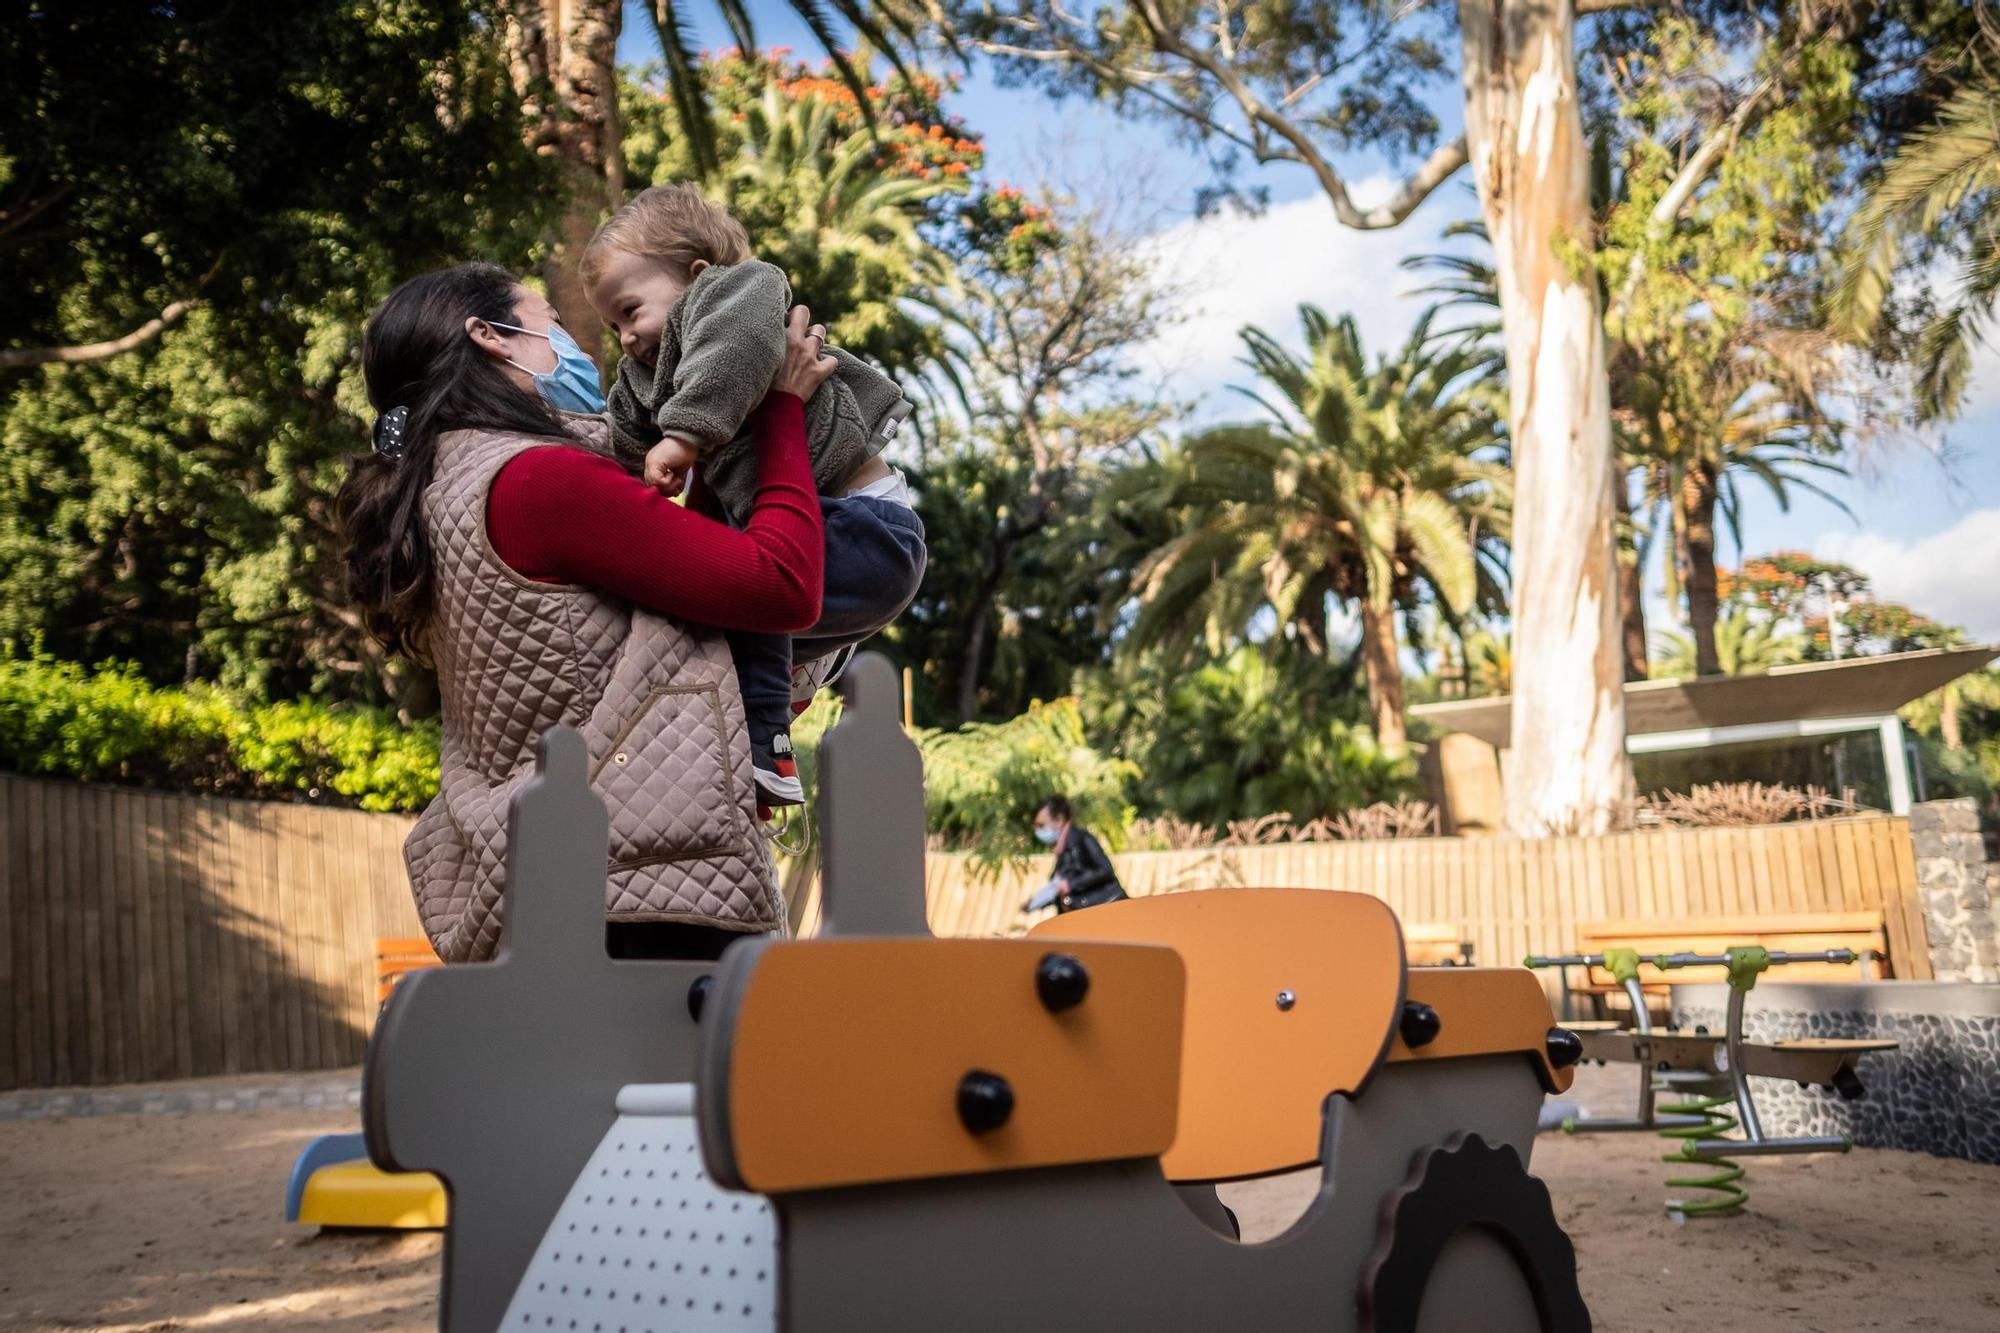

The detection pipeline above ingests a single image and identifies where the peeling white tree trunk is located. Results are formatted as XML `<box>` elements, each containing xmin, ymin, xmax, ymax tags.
<box><xmin>1460</xmin><ymin>0</ymin><xmax>1631</xmax><ymax>834</ymax></box>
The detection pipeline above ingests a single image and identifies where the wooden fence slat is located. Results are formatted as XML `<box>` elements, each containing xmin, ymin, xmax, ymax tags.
<box><xmin>0</xmin><ymin>776</ymin><xmax>15</xmax><ymax>1087</ymax></box>
<box><xmin>79</xmin><ymin>785</ymin><xmax>115</xmax><ymax>1082</ymax></box>
<box><xmin>1886</xmin><ymin>818</ymin><xmax>1932</xmax><ymax>981</ymax></box>
<box><xmin>133</xmin><ymin>791</ymin><xmax>170</xmax><ymax>1082</ymax></box>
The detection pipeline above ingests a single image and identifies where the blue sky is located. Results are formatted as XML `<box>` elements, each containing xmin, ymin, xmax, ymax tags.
<box><xmin>618</xmin><ymin>4</ymin><xmax>2000</xmax><ymax>641</ymax></box>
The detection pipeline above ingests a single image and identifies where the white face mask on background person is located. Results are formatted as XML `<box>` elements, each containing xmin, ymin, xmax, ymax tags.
<box><xmin>1035</xmin><ymin>825</ymin><xmax>1059</xmax><ymax>846</ymax></box>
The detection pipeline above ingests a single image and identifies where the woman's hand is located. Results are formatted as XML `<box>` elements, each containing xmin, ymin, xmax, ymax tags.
<box><xmin>772</xmin><ymin>304</ymin><xmax>838</xmax><ymax>401</ymax></box>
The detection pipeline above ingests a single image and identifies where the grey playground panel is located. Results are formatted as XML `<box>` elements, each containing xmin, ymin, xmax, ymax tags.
<box><xmin>370</xmin><ymin>656</ymin><xmax>1587</xmax><ymax>1331</ymax></box>
<box><xmin>364</xmin><ymin>729</ymin><xmax>719</xmax><ymax>1333</ymax></box>
<box><xmin>768</xmin><ymin>1057</ymin><xmax>1551</xmax><ymax>1332</ymax></box>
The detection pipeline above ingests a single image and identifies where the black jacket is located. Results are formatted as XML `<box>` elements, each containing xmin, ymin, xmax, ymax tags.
<box><xmin>1051</xmin><ymin>825</ymin><xmax>1127</xmax><ymax>912</ymax></box>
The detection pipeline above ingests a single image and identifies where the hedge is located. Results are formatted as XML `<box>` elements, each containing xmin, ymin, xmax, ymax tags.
<box><xmin>0</xmin><ymin>651</ymin><xmax>439</xmax><ymax>812</ymax></box>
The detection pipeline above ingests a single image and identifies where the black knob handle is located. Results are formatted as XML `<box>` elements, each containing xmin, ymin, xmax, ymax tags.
<box><xmin>687</xmin><ymin>974</ymin><xmax>713</xmax><ymax>1022</ymax></box>
<box><xmin>1546</xmin><ymin>1026</ymin><xmax>1583</xmax><ymax>1070</ymax></box>
<box><xmin>1399</xmin><ymin>1000</ymin><xmax>1442</xmax><ymax>1048</ymax></box>
<box><xmin>957</xmin><ymin>1070</ymin><xmax>1015</xmax><ymax>1134</ymax></box>
<box><xmin>1035</xmin><ymin>953</ymin><xmax>1090</xmax><ymax>1013</ymax></box>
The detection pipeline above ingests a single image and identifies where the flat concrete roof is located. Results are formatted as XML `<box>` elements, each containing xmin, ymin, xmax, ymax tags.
<box><xmin>1411</xmin><ymin>644</ymin><xmax>2000</xmax><ymax>749</ymax></box>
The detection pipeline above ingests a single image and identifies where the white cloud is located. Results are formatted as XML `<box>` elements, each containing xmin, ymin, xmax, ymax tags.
<box><xmin>1812</xmin><ymin>508</ymin><xmax>2000</xmax><ymax>642</ymax></box>
<box><xmin>1125</xmin><ymin>181</ymin><xmax>1479</xmax><ymax>422</ymax></box>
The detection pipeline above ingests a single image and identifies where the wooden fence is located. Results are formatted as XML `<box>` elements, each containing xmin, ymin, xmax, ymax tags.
<box><xmin>1</xmin><ymin>773</ymin><xmax>419</xmax><ymax>1091</ymax></box>
<box><xmin>2</xmin><ymin>771</ymin><xmax>1929</xmax><ymax>1090</ymax></box>
<box><xmin>899</xmin><ymin>815</ymin><xmax>1932</xmax><ymax>990</ymax></box>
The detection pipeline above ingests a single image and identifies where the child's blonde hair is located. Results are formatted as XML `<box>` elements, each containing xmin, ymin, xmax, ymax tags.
<box><xmin>582</xmin><ymin>183</ymin><xmax>754</xmax><ymax>286</ymax></box>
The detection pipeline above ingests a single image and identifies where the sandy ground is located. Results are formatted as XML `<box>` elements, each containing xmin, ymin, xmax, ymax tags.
<box><xmin>2</xmin><ymin>1068</ymin><xmax>1997</xmax><ymax>1331</ymax></box>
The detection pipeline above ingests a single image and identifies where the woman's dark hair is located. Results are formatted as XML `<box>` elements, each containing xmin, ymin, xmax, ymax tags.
<box><xmin>1038</xmin><ymin>795</ymin><xmax>1072</xmax><ymax>822</ymax></box>
<box><xmin>335</xmin><ymin>262</ymin><xmax>567</xmax><ymax>659</ymax></box>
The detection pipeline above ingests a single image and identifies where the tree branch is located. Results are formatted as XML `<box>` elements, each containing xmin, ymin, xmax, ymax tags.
<box><xmin>1127</xmin><ymin>0</ymin><xmax>1462</xmax><ymax>228</ymax></box>
<box><xmin>0</xmin><ymin>253</ymin><xmax>225</xmax><ymax>370</ymax></box>
<box><xmin>0</xmin><ymin>186</ymin><xmax>73</xmax><ymax>249</ymax></box>
<box><xmin>0</xmin><ymin>296</ymin><xmax>202</xmax><ymax>369</ymax></box>
<box><xmin>1605</xmin><ymin>2</ymin><xmax>1848</xmax><ymax>329</ymax></box>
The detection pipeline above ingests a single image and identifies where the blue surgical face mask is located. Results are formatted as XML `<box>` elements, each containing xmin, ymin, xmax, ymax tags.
<box><xmin>1034</xmin><ymin>826</ymin><xmax>1059</xmax><ymax>846</ymax></box>
<box><xmin>492</xmin><ymin>321</ymin><xmax>606</xmax><ymax>414</ymax></box>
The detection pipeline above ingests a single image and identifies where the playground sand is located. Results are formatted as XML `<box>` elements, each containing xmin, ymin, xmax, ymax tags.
<box><xmin>2</xmin><ymin>1071</ymin><xmax>1997</xmax><ymax>1332</ymax></box>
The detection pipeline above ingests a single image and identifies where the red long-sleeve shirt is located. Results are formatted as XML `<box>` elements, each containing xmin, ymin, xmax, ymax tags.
<box><xmin>485</xmin><ymin>393</ymin><xmax>823</xmax><ymax>632</ymax></box>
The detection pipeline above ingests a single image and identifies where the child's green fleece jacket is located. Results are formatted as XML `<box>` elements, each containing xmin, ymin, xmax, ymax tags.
<box><xmin>603</xmin><ymin>259</ymin><xmax>911</xmax><ymax>520</ymax></box>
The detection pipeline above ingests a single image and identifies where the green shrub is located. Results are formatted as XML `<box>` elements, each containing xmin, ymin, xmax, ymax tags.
<box><xmin>0</xmin><ymin>650</ymin><xmax>439</xmax><ymax>811</ymax></box>
<box><xmin>1083</xmin><ymin>646</ymin><xmax>1418</xmax><ymax>827</ymax></box>
<box><xmin>917</xmin><ymin>698</ymin><xmax>1138</xmax><ymax>859</ymax></box>
<box><xmin>789</xmin><ymin>691</ymin><xmax>1136</xmax><ymax>863</ymax></box>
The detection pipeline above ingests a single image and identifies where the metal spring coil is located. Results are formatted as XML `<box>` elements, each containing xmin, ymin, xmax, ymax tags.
<box><xmin>1658</xmin><ymin>1092</ymin><xmax>1747</xmax><ymax>1218</ymax></box>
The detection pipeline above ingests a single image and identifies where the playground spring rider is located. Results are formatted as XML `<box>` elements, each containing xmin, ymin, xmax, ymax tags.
<box><xmin>368</xmin><ymin>654</ymin><xmax>1593</xmax><ymax>1331</ymax></box>
<box><xmin>1524</xmin><ymin>947</ymin><xmax>1896</xmax><ymax>1218</ymax></box>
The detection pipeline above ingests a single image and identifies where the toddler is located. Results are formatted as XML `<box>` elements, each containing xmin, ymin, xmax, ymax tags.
<box><xmin>582</xmin><ymin>184</ymin><xmax>927</xmax><ymax>807</ymax></box>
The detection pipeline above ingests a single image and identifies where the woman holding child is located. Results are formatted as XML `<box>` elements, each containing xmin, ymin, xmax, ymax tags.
<box><xmin>336</xmin><ymin>261</ymin><xmax>837</xmax><ymax>965</ymax></box>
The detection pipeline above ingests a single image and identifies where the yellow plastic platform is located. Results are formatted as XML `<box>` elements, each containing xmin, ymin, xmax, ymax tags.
<box><xmin>298</xmin><ymin>1161</ymin><xmax>448</xmax><ymax>1230</ymax></box>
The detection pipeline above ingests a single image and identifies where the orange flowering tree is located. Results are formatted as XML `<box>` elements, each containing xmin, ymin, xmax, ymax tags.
<box><xmin>1721</xmin><ymin>553</ymin><xmax>1960</xmax><ymax>662</ymax></box>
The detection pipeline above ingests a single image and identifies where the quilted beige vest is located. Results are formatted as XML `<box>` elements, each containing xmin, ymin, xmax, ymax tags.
<box><xmin>402</xmin><ymin>421</ymin><xmax>781</xmax><ymax>963</ymax></box>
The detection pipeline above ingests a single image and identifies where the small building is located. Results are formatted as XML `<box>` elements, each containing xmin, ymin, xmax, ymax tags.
<box><xmin>1411</xmin><ymin>645</ymin><xmax>1999</xmax><ymax>831</ymax></box>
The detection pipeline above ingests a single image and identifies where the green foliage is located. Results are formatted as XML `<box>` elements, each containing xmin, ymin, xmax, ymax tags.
<box><xmin>619</xmin><ymin>51</ymin><xmax>1049</xmax><ymax>390</ymax></box>
<box><xmin>1</xmin><ymin>2</ymin><xmax>555</xmax><ymax>704</ymax></box>
<box><xmin>1084</xmin><ymin>646</ymin><xmax>1417</xmax><ymax>828</ymax></box>
<box><xmin>917</xmin><ymin>698</ymin><xmax>1137</xmax><ymax>860</ymax></box>
<box><xmin>1833</xmin><ymin>61</ymin><xmax>2000</xmax><ymax>421</ymax></box>
<box><xmin>0</xmin><ymin>652</ymin><xmax>438</xmax><ymax>812</ymax></box>
<box><xmin>893</xmin><ymin>205</ymin><xmax>1171</xmax><ymax>723</ymax></box>
<box><xmin>1115</xmin><ymin>307</ymin><xmax>1505</xmax><ymax>741</ymax></box>
<box><xmin>1650</xmin><ymin>605</ymin><xmax>1806</xmax><ymax>679</ymax></box>
<box><xmin>786</xmin><ymin>691</ymin><xmax>1134</xmax><ymax>861</ymax></box>
<box><xmin>940</xmin><ymin>2</ymin><xmax>1453</xmax><ymax>215</ymax></box>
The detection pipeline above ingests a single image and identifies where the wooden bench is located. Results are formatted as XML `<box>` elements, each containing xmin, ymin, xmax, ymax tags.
<box><xmin>375</xmin><ymin>936</ymin><xmax>443</xmax><ymax>1006</ymax></box>
<box><xmin>1565</xmin><ymin>912</ymin><xmax>1889</xmax><ymax>1019</ymax></box>
<box><xmin>1404</xmin><ymin>921</ymin><xmax>1476</xmax><ymax>968</ymax></box>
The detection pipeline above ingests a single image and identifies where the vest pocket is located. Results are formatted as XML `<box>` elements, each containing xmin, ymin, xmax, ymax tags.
<box><xmin>593</xmin><ymin>683</ymin><xmax>748</xmax><ymax>869</ymax></box>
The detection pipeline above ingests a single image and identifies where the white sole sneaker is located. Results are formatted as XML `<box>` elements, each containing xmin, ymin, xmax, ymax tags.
<box><xmin>791</xmin><ymin>644</ymin><xmax>858</xmax><ymax>707</ymax></box>
<box><xmin>754</xmin><ymin>767</ymin><xmax>804</xmax><ymax>806</ymax></box>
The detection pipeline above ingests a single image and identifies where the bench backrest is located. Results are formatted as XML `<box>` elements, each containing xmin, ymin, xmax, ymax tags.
<box><xmin>375</xmin><ymin>936</ymin><xmax>443</xmax><ymax>1006</ymax></box>
<box><xmin>1576</xmin><ymin>911</ymin><xmax>1889</xmax><ymax>986</ymax></box>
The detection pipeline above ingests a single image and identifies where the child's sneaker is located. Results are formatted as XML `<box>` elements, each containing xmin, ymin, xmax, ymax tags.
<box><xmin>751</xmin><ymin>731</ymin><xmax>804</xmax><ymax>807</ymax></box>
<box><xmin>790</xmin><ymin>644</ymin><xmax>858</xmax><ymax>710</ymax></box>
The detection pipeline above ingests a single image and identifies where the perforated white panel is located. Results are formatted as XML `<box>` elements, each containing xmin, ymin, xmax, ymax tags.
<box><xmin>502</xmin><ymin>1084</ymin><xmax>777</xmax><ymax>1332</ymax></box>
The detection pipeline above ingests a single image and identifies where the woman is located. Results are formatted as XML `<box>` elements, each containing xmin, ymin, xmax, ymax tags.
<box><xmin>337</xmin><ymin>262</ymin><xmax>834</xmax><ymax>963</ymax></box>
<box><xmin>1026</xmin><ymin>795</ymin><xmax>1128</xmax><ymax>914</ymax></box>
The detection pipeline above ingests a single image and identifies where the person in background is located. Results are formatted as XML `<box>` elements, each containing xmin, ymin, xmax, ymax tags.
<box><xmin>1022</xmin><ymin>795</ymin><xmax>1128</xmax><ymax>914</ymax></box>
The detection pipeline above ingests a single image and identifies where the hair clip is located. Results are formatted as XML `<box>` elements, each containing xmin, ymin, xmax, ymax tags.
<box><xmin>372</xmin><ymin>405</ymin><xmax>411</xmax><ymax>460</ymax></box>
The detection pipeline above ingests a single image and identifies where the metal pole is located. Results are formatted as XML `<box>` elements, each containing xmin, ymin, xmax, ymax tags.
<box><xmin>1880</xmin><ymin>713</ymin><xmax>1913</xmax><ymax>815</ymax></box>
<box><xmin>1723</xmin><ymin>984</ymin><xmax>1763</xmax><ymax>1144</ymax></box>
<box><xmin>902</xmin><ymin>666</ymin><xmax>914</xmax><ymax>731</ymax></box>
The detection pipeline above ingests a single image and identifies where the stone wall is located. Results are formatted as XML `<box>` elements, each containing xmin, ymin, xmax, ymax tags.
<box><xmin>1676</xmin><ymin>982</ymin><xmax>2000</xmax><ymax>1165</ymax></box>
<box><xmin>1911</xmin><ymin>798</ymin><xmax>2000</xmax><ymax>983</ymax></box>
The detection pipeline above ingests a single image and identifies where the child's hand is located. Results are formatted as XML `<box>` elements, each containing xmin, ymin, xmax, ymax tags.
<box><xmin>643</xmin><ymin>436</ymin><xmax>698</xmax><ymax>498</ymax></box>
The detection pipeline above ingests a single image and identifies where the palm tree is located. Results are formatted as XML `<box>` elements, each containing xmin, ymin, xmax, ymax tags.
<box><xmin>641</xmin><ymin>3</ymin><xmax>931</xmax><ymax>177</ymax></box>
<box><xmin>1833</xmin><ymin>64</ymin><xmax>2000</xmax><ymax>422</ymax></box>
<box><xmin>723</xmin><ymin>78</ymin><xmax>966</xmax><ymax>363</ymax></box>
<box><xmin>1124</xmin><ymin>307</ymin><xmax>1508</xmax><ymax>755</ymax></box>
<box><xmin>1651</xmin><ymin>605</ymin><xmax>1805</xmax><ymax>680</ymax></box>
<box><xmin>1627</xmin><ymin>372</ymin><xmax>1849</xmax><ymax>678</ymax></box>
